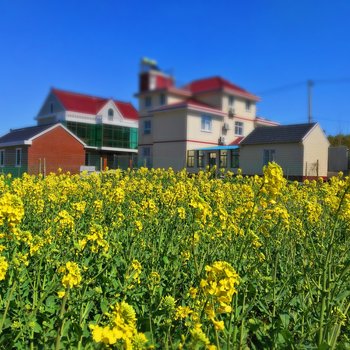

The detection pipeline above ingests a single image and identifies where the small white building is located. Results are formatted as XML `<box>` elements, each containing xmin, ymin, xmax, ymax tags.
<box><xmin>239</xmin><ymin>123</ymin><xmax>330</xmax><ymax>180</ymax></box>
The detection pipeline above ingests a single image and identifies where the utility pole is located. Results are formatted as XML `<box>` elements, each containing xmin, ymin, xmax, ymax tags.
<box><xmin>307</xmin><ymin>80</ymin><xmax>314</xmax><ymax>123</ymax></box>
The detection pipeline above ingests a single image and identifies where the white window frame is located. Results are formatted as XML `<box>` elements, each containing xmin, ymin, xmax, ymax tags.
<box><xmin>143</xmin><ymin>120</ymin><xmax>151</xmax><ymax>135</ymax></box>
<box><xmin>0</xmin><ymin>149</ymin><xmax>4</xmax><ymax>167</ymax></box>
<box><xmin>234</xmin><ymin>121</ymin><xmax>244</xmax><ymax>136</ymax></box>
<box><xmin>201</xmin><ymin>115</ymin><xmax>212</xmax><ymax>132</ymax></box>
<box><xmin>263</xmin><ymin>149</ymin><xmax>276</xmax><ymax>166</ymax></box>
<box><xmin>15</xmin><ymin>148</ymin><xmax>22</xmax><ymax>167</ymax></box>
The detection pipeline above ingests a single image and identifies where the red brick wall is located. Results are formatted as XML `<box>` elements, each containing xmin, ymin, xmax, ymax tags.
<box><xmin>28</xmin><ymin>126</ymin><xmax>85</xmax><ymax>174</ymax></box>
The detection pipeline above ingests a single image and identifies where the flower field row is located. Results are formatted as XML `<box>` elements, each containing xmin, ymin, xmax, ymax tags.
<box><xmin>0</xmin><ymin>164</ymin><xmax>349</xmax><ymax>349</ymax></box>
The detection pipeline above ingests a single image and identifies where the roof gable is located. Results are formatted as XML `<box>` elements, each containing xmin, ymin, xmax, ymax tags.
<box><xmin>240</xmin><ymin>123</ymin><xmax>317</xmax><ymax>145</ymax></box>
<box><xmin>51</xmin><ymin>88</ymin><xmax>138</xmax><ymax>120</ymax></box>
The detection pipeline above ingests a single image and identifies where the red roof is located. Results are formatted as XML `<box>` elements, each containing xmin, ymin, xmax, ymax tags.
<box><xmin>184</xmin><ymin>76</ymin><xmax>259</xmax><ymax>101</ymax></box>
<box><xmin>52</xmin><ymin>88</ymin><xmax>138</xmax><ymax>120</ymax></box>
<box><xmin>229</xmin><ymin>137</ymin><xmax>244</xmax><ymax>145</ymax></box>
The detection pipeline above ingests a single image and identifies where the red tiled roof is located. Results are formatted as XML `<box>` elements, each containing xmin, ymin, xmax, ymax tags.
<box><xmin>113</xmin><ymin>100</ymin><xmax>139</xmax><ymax>120</ymax></box>
<box><xmin>184</xmin><ymin>76</ymin><xmax>259</xmax><ymax>100</ymax></box>
<box><xmin>229</xmin><ymin>137</ymin><xmax>244</xmax><ymax>145</ymax></box>
<box><xmin>52</xmin><ymin>88</ymin><xmax>138</xmax><ymax>120</ymax></box>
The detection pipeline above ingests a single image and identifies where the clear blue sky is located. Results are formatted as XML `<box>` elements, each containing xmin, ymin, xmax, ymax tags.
<box><xmin>1</xmin><ymin>0</ymin><xmax>350</xmax><ymax>136</ymax></box>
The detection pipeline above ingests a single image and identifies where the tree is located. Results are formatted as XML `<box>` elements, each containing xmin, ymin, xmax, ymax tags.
<box><xmin>328</xmin><ymin>134</ymin><xmax>350</xmax><ymax>148</ymax></box>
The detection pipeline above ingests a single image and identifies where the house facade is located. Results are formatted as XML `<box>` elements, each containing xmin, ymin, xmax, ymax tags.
<box><xmin>239</xmin><ymin>123</ymin><xmax>330</xmax><ymax>180</ymax></box>
<box><xmin>0</xmin><ymin>124</ymin><xmax>85</xmax><ymax>176</ymax></box>
<box><xmin>137</xmin><ymin>59</ymin><xmax>278</xmax><ymax>171</ymax></box>
<box><xmin>36</xmin><ymin>88</ymin><xmax>138</xmax><ymax>170</ymax></box>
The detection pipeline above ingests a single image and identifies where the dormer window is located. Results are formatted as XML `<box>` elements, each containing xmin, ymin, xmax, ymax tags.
<box><xmin>108</xmin><ymin>108</ymin><xmax>114</xmax><ymax>121</ymax></box>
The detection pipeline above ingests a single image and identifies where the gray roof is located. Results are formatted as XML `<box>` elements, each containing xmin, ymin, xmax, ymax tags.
<box><xmin>0</xmin><ymin>124</ymin><xmax>56</xmax><ymax>145</ymax></box>
<box><xmin>240</xmin><ymin>123</ymin><xmax>317</xmax><ymax>145</ymax></box>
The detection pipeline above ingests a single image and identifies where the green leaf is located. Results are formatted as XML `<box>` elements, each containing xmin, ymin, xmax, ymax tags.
<box><xmin>279</xmin><ymin>314</ymin><xmax>290</xmax><ymax>328</ymax></box>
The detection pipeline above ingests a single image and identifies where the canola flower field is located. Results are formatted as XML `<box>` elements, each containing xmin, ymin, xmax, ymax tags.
<box><xmin>0</xmin><ymin>163</ymin><xmax>349</xmax><ymax>349</ymax></box>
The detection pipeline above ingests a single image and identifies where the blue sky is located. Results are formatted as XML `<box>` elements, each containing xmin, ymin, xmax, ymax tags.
<box><xmin>1</xmin><ymin>0</ymin><xmax>350</xmax><ymax>136</ymax></box>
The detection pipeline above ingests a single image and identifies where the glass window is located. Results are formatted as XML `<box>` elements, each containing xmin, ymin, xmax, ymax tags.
<box><xmin>197</xmin><ymin>150</ymin><xmax>204</xmax><ymax>168</ymax></box>
<box><xmin>234</xmin><ymin>121</ymin><xmax>244</xmax><ymax>136</ymax></box>
<box><xmin>187</xmin><ymin>150</ymin><xmax>195</xmax><ymax>167</ymax></box>
<box><xmin>142</xmin><ymin>147</ymin><xmax>151</xmax><ymax>157</ymax></box>
<box><xmin>208</xmin><ymin>152</ymin><xmax>217</xmax><ymax>167</ymax></box>
<box><xmin>143</xmin><ymin>120</ymin><xmax>151</xmax><ymax>134</ymax></box>
<box><xmin>245</xmin><ymin>101</ymin><xmax>251</xmax><ymax>112</ymax></box>
<box><xmin>231</xmin><ymin>149</ymin><xmax>239</xmax><ymax>168</ymax></box>
<box><xmin>201</xmin><ymin>115</ymin><xmax>212</xmax><ymax>132</ymax></box>
<box><xmin>108</xmin><ymin>108</ymin><xmax>114</xmax><ymax>121</ymax></box>
<box><xmin>16</xmin><ymin>148</ymin><xmax>22</xmax><ymax>167</ymax></box>
<box><xmin>0</xmin><ymin>150</ymin><xmax>4</xmax><ymax>167</ymax></box>
<box><xmin>219</xmin><ymin>150</ymin><xmax>227</xmax><ymax>168</ymax></box>
<box><xmin>228</xmin><ymin>96</ymin><xmax>235</xmax><ymax>107</ymax></box>
<box><xmin>263</xmin><ymin>149</ymin><xmax>276</xmax><ymax>166</ymax></box>
<box><xmin>145</xmin><ymin>96</ymin><xmax>152</xmax><ymax>108</ymax></box>
<box><xmin>159</xmin><ymin>94</ymin><xmax>166</xmax><ymax>105</ymax></box>
<box><xmin>50</xmin><ymin>103</ymin><xmax>54</xmax><ymax>113</ymax></box>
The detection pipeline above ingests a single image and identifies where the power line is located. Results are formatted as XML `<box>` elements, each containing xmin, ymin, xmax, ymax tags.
<box><xmin>257</xmin><ymin>81</ymin><xmax>306</xmax><ymax>95</ymax></box>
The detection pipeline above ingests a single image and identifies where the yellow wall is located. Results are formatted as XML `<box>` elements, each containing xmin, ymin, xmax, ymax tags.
<box><xmin>302</xmin><ymin>124</ymin><xmax>329</xmax><ymax>177</ymax></box>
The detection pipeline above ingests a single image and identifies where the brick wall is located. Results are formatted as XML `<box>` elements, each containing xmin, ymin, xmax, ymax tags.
<box><xmin>28</xmin><ymin>126</ymin><xmax>85</xmax><ymax>174</ymax></box>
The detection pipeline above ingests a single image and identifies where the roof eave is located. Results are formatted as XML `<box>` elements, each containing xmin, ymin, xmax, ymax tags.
<box><xmin>0</xmin><ymin>140</ymin><xmax>32</xmax><ymax>147</ymax></box>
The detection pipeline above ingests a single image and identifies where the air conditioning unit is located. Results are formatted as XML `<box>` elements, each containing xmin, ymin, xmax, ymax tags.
<box><xmin>228</xmin><ymin>108</ymin><xmax>236</xmax><ymax>118</ymax></box>
<box><xmin>223</xmin><ymin>122</ymin><xmax>230</xmax><ymax>130</ymax></box>
<box><xmin>218</xmin><ymin>136</ymin><xmax>226</xmax><ymax>145</ymax></box>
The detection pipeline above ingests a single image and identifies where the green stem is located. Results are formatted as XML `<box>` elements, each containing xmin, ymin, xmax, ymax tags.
<box><xmin>0</xmin><ymin>281</ymin><xmax>17</xmax><ymax>334</ymax></box>
<box><xmin>55</xmin><ymin>288</ymin><xmax>69</xmax><ymax>350</ymax></box>
<box><xmin>239</xmin><ymin>289</ymin><xmax>247</xmax><ymax>349</ymax></box>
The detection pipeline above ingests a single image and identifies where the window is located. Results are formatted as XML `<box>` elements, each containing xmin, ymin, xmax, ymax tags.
<box><xmin>187</xmin><ymin>150</ymin><xmax>195</xmax><ymax>167</ymax></box>
<box><xmin>142</xmin><ymin>147</ymin><xmax>151</xmax><ymax>157</ymax></box>
<box><xmin>197</xmin><ymin>150</ymin><xmax>204</xmax><ymax>168</ymax></box>
<box><xmin>263</xmin><ymin>149</ymin><xmax>276</xmax><ymax>166</ymax></box>
<box><xmin>231</xmin><ymin>149</ymin><xmax>239</xmax><ymax>168</ymax></box>
<box><xmin>145</xmin><ymin>96</ymin><xmax>152</xmax><ymax>108</ymax></box>
<box><xmin>245</xmin><ymin>101</ymin><xmax>251</xmax><ymax>112</ymax></box>
<box><xmin>208</xmin><ymin>152</ymin><xmax>217</xmax><ymax>167</ymax></box>
<box><xmin>16</xmin><ymin>148</ymin><xmax>22</xmax><ymax>167</ymax></box>
<box><xmin>159</xmin><ymin>93</ymin><xmax>166</xmax><ymax>105</ymax></box>
<box><xmin>219</xmin><ymin>150</ymin><xmax>227</xmax><ymax>168</ymax></box>
<box><xmin>50</xmin><ymin>103</ymin><xmax>54</xmax><ymax>113</ymax></box>
<box><xmin>85</xmin><ymin>152</ymin><xmax>90</xmax><ymax>166</ymax></box>
<box><xmin>228</xmin><ymin>95</ymin><xmax>235</xmax><ymax>107</ymax></box>
<box><xmin>0</xmin><ymin>150</ymin><xmax>4</xmax><ymax>167</ymax></box>
<box><xmin>201</xmin><ymin>115</ymin><xmax>212</xmax><ymax>132</ymax></box>
<box><xmin>143</xmin><ymin>120</ymin><xmax>151</xmax><ymax>134</ymax></box>
<box><xmin>141</xmin><ymin>147</ymin><xmax>151</xmax><ymax>167</ymax></box>
<box><xmin>108</xmin><ymin>108</ymin><xmax>114</xmax><ymax>121</ymax></box>
<box><xmin>235</xmin><ymin>121</ymin><xmax>244</xmax><ymax>136</ymax></box>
